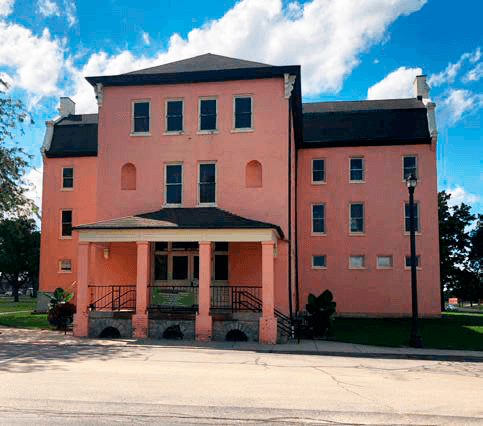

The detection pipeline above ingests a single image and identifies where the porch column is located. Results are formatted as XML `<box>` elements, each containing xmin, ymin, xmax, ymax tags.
<box><xmin>73</xmin><ymin>241</ymin><xmax>90</xmax><ymax>337</ymax></box>
<box><xmin>259</xmin><ymin>241</ymin><xmax>277</xmax><ymax>344</ymax></box>
<box><xmin>196</xmin><ymin>241</ymin><xmax>212</xmax><ymax>341</ymax></box>
<box><xmin>132</xmin><ymin>241</ymin><xmax>150</xmax><ymax>338</ymax></box>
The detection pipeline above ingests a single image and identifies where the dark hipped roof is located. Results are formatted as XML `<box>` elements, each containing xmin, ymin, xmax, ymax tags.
<box><xmin>45</xmin><ymin>114</ymin><xmax>98</xmax><ymax>158</ymax></box>
<box><xmin>127</xmin><ymin>53</ymin><xmax>270</xmax><ymax>75</ymax></box>
<box><xmin>302</xmin><ymin>99</ymin><xmax>431</xmax><ymax>148</ymax></box>
<box><xmin>75</xmin><ymin>207</ymin><xmax>284</xmax><ymax>239</ymax></box>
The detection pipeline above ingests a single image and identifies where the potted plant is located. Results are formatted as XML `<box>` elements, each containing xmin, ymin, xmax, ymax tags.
<box><xmin>305</xmin><ymin>290</ymin><xmax>336</xmax><ymax>339</ymax></box>
<box><xmin>47</xmin><ymin>287</ymin><xmax>76</xmax><ymax>330</ymax></box>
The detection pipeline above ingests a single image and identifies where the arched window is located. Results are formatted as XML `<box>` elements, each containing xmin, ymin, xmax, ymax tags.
<box><xmin>121</xmin><ymin>163</ymin><xmax>136</xmax><ymax>190</ymax></box>
<box><xmin>246</xmin><ymin>160</ymin><xmax>262</xmax><ymax>188</ymax></box>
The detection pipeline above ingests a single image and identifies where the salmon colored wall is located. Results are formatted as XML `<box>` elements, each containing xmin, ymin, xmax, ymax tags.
<box><xmin>39</xmin><ymin>156</ymin><xmax>97</xmax><ymax>293</ymax></box>
<box><xmin>296</xmin><ymin>143</ymin><xmax>440</xmax><ymax>317</ymax></box>
<box><xmin>91</xmin><ymin>242</ymin><xmax>137</xmax><ymax>286</ymax></box>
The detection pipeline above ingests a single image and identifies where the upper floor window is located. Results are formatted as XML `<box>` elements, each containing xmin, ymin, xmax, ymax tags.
<box><xmin>376</xmin><ymin>256</ymin><xmax>393</xmax><ymax>269</ymax></box>
<box><xmin>198</xmin><ymin>163</ymin><xmax>216</xmax><ymax>205</ymax></box>
<box><xmin>121</xmin><ymin>163</ymin><xmax>136</xmax><ymax>190</ymax></box>
<box><xmin>312</xmin><ymin>255</ymin><xmax>326</xmax><ymax>269</ymax></box>
<box><xmin>350</xmin><ymin>203</ymin><xmax>364</xmax><ymax>233</ymax></box>
<box><xmin>403</xmin><ymin>156</ymin><xmax>417</xmax><ymax>180</ymax></box>
<box><xmin>404</xmin><ymin>202</ymin><xmax>420</xmax><ymax>232</ymax></box>
<box><xmin>234</xmin><ymin>96</ymin><xmax>252</xmax><ymax>129</ymax></box>
<box><xmin>62</xmin><ymin>167</ymin><xmax>73</xmax><ymax>190</ymax></box>
<box><xmin>165</xmin><ymin>164</ymin><xmax>182</xmax><ymax>206</ymax></box>
<box><xmin>166</xmin><ymin>100</ymin><xmax>183</xmax><ymax>132</ymax></box>
<box><xmin>405</xmin><ymin>255</ymin><xmax>421</xmax><ymax>269</ymax></box>
<box><xmin>349</xmin><ymin>255</ymin><xmax>365</xmax><ymax>269</ymax></box>
<box><xmin>132</xmin><ymin>101</ymin><xmax>150</xmax><ymax>133</ymax></box>
<box><xmin>61</xmin><ymin>209</ymin><xmax>72</xmax><ymax>238</ymax></box>
<box><xmin>59</xmin><ymin>259</ymin><xmax>72</xmax><ymax>272</ymax></box>
<box><xmin>199</xmin><ymin>99</ymin><xmax>217</xmax><ymax>131</ymax></box>
<box><xmin>312</xmin><ymin>204</ymin><xmax>325</xmax><ymax>233</ymax></box>
<box><xmin>349</xmin><ymin>157</ymin><xmax>364</xmax><ymax>182</ymax></box>
<box><xmin>312</xmin><ymin>159</ymin><xmax>325</xmax><ymax>183</ymax></box>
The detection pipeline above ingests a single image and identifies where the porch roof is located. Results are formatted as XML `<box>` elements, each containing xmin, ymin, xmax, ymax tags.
<box><xmin>75</xmin><ymin>207</ymin><xmax>284</xmax><ymax>242</ymax></box>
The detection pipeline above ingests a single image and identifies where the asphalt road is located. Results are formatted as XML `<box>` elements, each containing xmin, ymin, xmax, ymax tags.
<box><xmin>0</xmin><ymin>342</ymin><xmax>482</xmax><ymax>425</ymax></box>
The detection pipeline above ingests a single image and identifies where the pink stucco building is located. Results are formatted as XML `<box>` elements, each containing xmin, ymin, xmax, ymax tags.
<box><xmin>39</xmin><ymin>54</ymin><xmax>440</xmax><ymax>343</ymax></box>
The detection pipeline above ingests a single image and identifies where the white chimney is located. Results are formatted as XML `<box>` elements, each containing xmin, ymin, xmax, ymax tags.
<box><xmin>414</xmin><ymin>75</ymin><xmax>437</xmax><ymax>139</ymax></box>
<box><xmin>59</xmin><ymin>97</ymin><xmax>75</xmax><ymax>117</ymax></box>
<box><xmin>414</xmin><ymin>75</ymin><xmax>429</xmax><ymax>99</ymax></box>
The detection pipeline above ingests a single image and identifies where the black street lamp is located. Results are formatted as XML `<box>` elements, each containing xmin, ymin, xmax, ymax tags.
<box><xmin>407</xmin><ymin>174</ymin><xmax>423</xmax><ymax>348</ymax></box>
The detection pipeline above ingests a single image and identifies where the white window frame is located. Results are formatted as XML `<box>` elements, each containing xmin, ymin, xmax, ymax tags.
<box><xmin>59</xmin><ymin>259</ymin><xmax>72</xmax><ymax>273</ymax></box>
<box><xmin>311</xmin><ymin>159</ymin><xmax>326</xmax><ymax>184</ymax></box>
<box><xmin>131</xmin><ymin>100</ymin><xmax>151</xmax><ymax>135</ymax></box>
<box><xmin>61</xmin><ymin>167</ymin><xmax>74</xmax><ymax>191</ymax></box>
<box><xmin>376</xmin><ymin>256</ymin><xmax>393</xmax><ymax>269</ymax></box>
<box><xmin>164</xmin><ymin>98</ymin><xmax>184</xmax><ymax>134</ymax></box>
<box><xmin>349</xmin><ymin>255</ymin><xmax>365</xmax><ymax>269</ymax></box>
<box><xmin>198</xmin><ymin>161</ymin><xmax>217</xmax><ymax>206</ymax></box>
<box><xmin>60</xmin><ymin>209</ymin><xmax>73</xmax><ymax>239</ymax></box>
<box><xmin>403</xmin><ymin>155</ymin><xmax>418</xmax><ymax>182</ymax></box>
<box><xmin>404</xmin><ymin>202</ymin><xmax>420</xmax><ymax>233</ymax></box>
<box><xmin>311</xmin><ymin>204</ymin><xmax>326</xmax><ymax>235</ymax></box>
<box><xmin>312</xmin><ymin>255</ymin><xmax>327</xmax><ymax>269</ymax></box>
<box><xmin>405</xmin><ymin>255</ymin><xmax>421</xmax><ymax>270</ymax></box>
<box><xmin>349</xmin><ymin>157</ymin><xmax>364</xmax><ymax>182</ymax></box>
<box><xmin>232</xmin><ymin>95</ymin><xmax>254</xmax><ymax>132</ymax></box>
<box><xmin>198</xmin><ymin>97</ymin><xmax>218</xmax><ymax>133</ymax></box>
<box><xmin>164</xmin><ymin>163</ymin><xmax>183</xmax><ymax>207</ymax></box>
<box><xmin>349</xmin><ymin>202</ymin><xmax>364</xmax><ymax>234</ymax></box>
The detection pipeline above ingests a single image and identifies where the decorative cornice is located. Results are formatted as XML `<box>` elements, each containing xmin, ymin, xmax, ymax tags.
<box><xmin>284</xmin><ymin>73</ymin><xmax>296</xmax><ymax>99</ymax></box>
<box><xmin>95</xmin><ymin>83</ymin><xmax>103</xmax><ymax>107</ymax></box>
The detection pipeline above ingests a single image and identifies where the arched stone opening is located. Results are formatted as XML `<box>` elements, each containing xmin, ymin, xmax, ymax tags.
<box><xmin>99</xmin><ymin>326</ymin><xmax>121</xmax><ymax>338</ymax></box>
<box><xmin>226</xmin><ymin>329</ymin><xmax>248</xmax><ymax>342</ymax></box>
<box><xmin>121</xmin><ymin>163</ymin><xmax>136</xmax><ymax>190</ymax></box>
<box><xmin>163</xmin><ymin>325</ymin><xmax>184</xmax><ymax>340</ymax></box>
<box><xmin>246</xmin><ymin>160</ymin><xmax>262</xmax><ymax>188</ymax></box>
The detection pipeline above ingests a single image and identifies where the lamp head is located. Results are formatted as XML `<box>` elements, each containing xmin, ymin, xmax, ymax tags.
<box><xmin>406</xmin><ymin>174</ymin><xmax>417</xmax><ymax>189</ymax></box>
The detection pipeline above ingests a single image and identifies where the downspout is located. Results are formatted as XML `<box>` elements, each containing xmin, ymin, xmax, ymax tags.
<box><xmin>294</xmin><ymin>113</ymin><xmax>300</xmax><ymax>316</ymax></box>
<box><xmin>287</xmin><ymin>99</ymin><xmax>293</xmax><ymax>321</ymax></box>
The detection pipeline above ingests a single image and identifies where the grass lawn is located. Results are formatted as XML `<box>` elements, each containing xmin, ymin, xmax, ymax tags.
<box><xmin>333</xmin><ymin>312</ymin><xmax>483</xmax><ymax>351</ymax></box>
<box><xmin>0</xmin><ymin>296</ymin><xmax>49</xmax><ymax>329</ymax></box>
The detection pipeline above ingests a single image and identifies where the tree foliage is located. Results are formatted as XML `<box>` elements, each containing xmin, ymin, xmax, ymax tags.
<box><xmin>438</xmin><ymin>191</ymin><xmax>481</xmax><ymax>305</ymax></box>
<box><xmin>0</xmin><ymin>79</ymin><xmax>35</xmax><ymax>217</ymax></box>
<box><xmin>0</xmin><ymin>218</ymin><xmax>40</xmax><ymax>302</ymax></box>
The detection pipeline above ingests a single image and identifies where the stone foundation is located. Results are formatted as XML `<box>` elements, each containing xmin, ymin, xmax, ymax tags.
<box><xmin>212</xmin><ymin>312</ymin><xmax>260</xmax><ymax>342</ymax></box>
<box><xmin>148</xmin><ymin>319</ymin><xmax>196</xmax><ymax>340</ymax></box>
<box><xmin>88</xmin><ymin>312</ymin><xmax>133</xmax><ymax>338</ymax></box>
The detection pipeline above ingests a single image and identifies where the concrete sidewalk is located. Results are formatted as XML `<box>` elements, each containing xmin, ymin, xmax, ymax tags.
<box><xmin>1</xmin><ymin>326</ymin><xmax>482</xmax><ymax>362</ymax></box>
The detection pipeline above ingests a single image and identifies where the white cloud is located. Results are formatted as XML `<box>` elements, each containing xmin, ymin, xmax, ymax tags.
<box><xmin>63</xmin><ymin>0</ymin><xmax>77</xmax><ymax>27</ymax></box>
<box><xmin>37</xmin><ymin>0</ymin><xmax>59</xmax><ymax>17</ymax></box>
<box><xmin>0</xmin><ymin>0</ymin><xmax>14</xmax><ymax>17</ymax></box>
<box><xmin>67</xmin><ymin>0</ymin><xmax>428</xmax><ymax>113</ymax></box>
<box><xmin>462</xmin><ymin>62</ymin><xmax>483</xmax><ymax>83</ymax></box>
<box><xmin>367</xmin><ymin>66</ymin><xmax>422</xmax><ymax>100</ymax></box>
<box><xmin>428</xmin><ymin>47</ymin><xmax>481</xmax><ymax>87</ymax></box>
<box><xmin>0</xmin><ymin>22</ymin><xmax>64</xmax><ymax>98</ymax></box>
<box><xmin>24</xmin><ymin>166</ymin><xmax>43</xmax><ymax>215</ymax></box>
<box><xmin>446</xmin><ymin>185</ymin><xmax>480</xmax><ymax>206</ymax></box>
<box><xmin>142</xmin><ymin>31</ymin><xmax>150</xmax><ymax>46</ymax></box>
<box><xmin>442</xmin><ymin>89</ymin><xmax>483</xmax><ymax>125</ymax></box>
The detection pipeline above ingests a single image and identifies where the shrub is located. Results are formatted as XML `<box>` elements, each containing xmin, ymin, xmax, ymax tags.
<box><xmin>305</xmin><ymin>290</ymin><xmax>336</xmax><ymax>338</ymax></box>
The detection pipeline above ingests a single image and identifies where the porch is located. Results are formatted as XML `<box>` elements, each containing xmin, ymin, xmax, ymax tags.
<box><xmin>73</xmin><ymin>208</ymin><xmax>288</xmax><ymax>344</ymax></box>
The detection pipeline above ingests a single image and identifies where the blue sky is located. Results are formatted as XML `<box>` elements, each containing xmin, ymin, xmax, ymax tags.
<box><xmin>0</xmin><ymin>0</ymin><xmax>481</xmax><ymax>219</ymax></box>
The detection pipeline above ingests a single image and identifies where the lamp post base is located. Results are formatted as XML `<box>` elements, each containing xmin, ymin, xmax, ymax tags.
<box><xmin>409</xmin><ymin>333</ymin><xmax>423</xmax><ymax>348</ymax></box>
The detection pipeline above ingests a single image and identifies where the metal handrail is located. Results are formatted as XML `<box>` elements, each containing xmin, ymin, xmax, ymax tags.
<box><xmin>89</xmin><ymin>285</ymin><xmax>136</xmax><ymax>312</ymax></box>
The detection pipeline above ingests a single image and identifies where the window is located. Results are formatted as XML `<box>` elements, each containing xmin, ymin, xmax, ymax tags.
<box><xmin>62</xmin><ymin>167</ymin><xmax>73</xmax><ymax>190</ymax></box>
<box><xmin>312</xmin><ymin>204</ymin><xmax>325</xmax><ymax>233</ymax></box>
<box><xmin>405</xmin><ymin>256</ymin><xmax>420</xmax><ymax>268</ymax></box>
<box><xmin>166</xmin><ymin>100</ymin><xmax>183</xmax><ymax>132</ymax></box>
<box><xmin>172</xmin><ymin>256</ymin><xmax>188</xmax><ymax>280</ymax></box>
<box><xmin>349</xmin><ymin>256</ymin><xmax>365</xmax><ymax>269</ymax></box>
<box><xmin>312</xmin><ymin>255</ymin><xmax>326</xmax><ymax>269</ymax></box>
<box><xmin>234</xmin><ymin>96</ymin><xmax>252</xmax><ymax>129</ymax></box>
<box><xmin>349</xmin><ymin>158</ymin><xmax>364</xmax><ymax>181</ymax></box>
<box><xmin>132</xmin><ymin>101</ymin><xmax>150</xmax><ymax>133</ymax></box>
<box><xmin>121</xmin><ymin>163</ymin><xmax>136</xmax><ymax>190</ymax></box>
<box><xmin>403</xmin><ymin>156</ymin><xmax>417</xmax><ymax>180</ymax></box>
<box><xmin>377</xmin><ymin>256</ymin><xmax>393</xmax><ymax>269</ymax></box>
<box><xmin>61</xmin><ymin>209</ymin><xmax>72</xmax><ymax>238</ymax></box>
<box><xmin>312</xmin><ymin>159</ymin><xmax>325</xmax><ymax>183</ymax></box>
<box><xmin>199</xmin><ymin>99</ymin><xmax>217</xmax><ymax>131</ymax></box>
<box><xmin>214</xmin><ymin>242</ymin><xmax>228</xmax><ymax>281</ymax></box>
<box><xmin>404</xmin><ymin>202</ymin><xmax>420</xmax><ymax>232</ymax></box>
<box><xmin>165</xmin><ymin>164</ymin><xmax>182</xmax><ymax>205</ymax></box>
<box><xmin>350</xmin><ymin>203</ymin><xmax>364</xmax><ymax>233</ymax></box>
<box><xmin>59</xmin><ymin>259</ymin><xmax>72</xmax><ymax>272</ymax></box>
<box><xmin>154</xmin><ymin>255</ymin><xmax>168</xmax><ymax>280</ymax></box>
<box><xmin>198</xmin><ymin>163</ymin><xmax>216</xmax><ymax>205</ymax></box>
<box><xmin>246</xmin><ymin>160</ymin><xmax>262</xmax><ymax>188</ymax></box>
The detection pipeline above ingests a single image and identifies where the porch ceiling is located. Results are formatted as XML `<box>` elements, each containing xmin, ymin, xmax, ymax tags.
<box><xmin>75</xmin><ymin>207</ymin><xmax>284</xmax><ymax>243</ymax></box>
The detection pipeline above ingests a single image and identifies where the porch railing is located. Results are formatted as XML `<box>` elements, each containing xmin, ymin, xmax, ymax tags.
<box><xmin>211</xmin><ymin>286</ymin><xmax>262</xmax><ymax>313</ymax></box>
<box><xmin>88</xmin><ymin>285</ymin><xmax>136</xmax><ymax>312</ymax></box>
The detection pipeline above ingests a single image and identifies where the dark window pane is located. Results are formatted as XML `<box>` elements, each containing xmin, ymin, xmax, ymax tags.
<box><xmin>167</xmin><ymin>116</ymin><xmax>182</xmax><ymax>132</ymax></box>
<box><xmin>154</xmin><ymin>255</ymin><xmax>168</xmax><ymax>280</ymax></box>
<box><xmin>350</xmin><ymin>158</ymin><xmax>363</xmax><ymax>181</ymax></box>
<box><xmin>235</xmin><ymin>97</ymin><xmax>252</xmax><ymax>129</ymax></box>
<box><xmin>214</xmin><ymin>255</ymin><xmax>228</xmax><ymax>280</ymax></box>
<box><xmin>200</xmin><ymin>115</ymin><xmax>216</xmax><ymax>131</ymax></box>
<box><xmin>214</xmin><ymin>242</ymin><xmax>228</xmax><ymax>252</ymax></box>
<box><xmin>201</xmin><ymin>99</ymin><xmax>216</xmax><ymax>114</ymax></box>
<box><xmin>312</xmin><ymin>160</ymin><xmax>324</xmax><ymax>182</ymax></box>
<box><xmin>63</xmin><ymin>168</ymin><xmax>73</xmax><ymax>189</ymax></box>
<box><xmin>167</xmin><ymin>101</ymin><xmax>183</xmax><ymax>131</ymax></box>
<box><xmin>312</xmin><ymin>205</ymin><xmax>325</xmax><ymax>233</ymax></box>
<box><xmin>167</xmin><ymin>101</ymin><xmax>182</xmax><ymax>115</ymax></box>
<box><xmin>61</xmin><ymin>210</ymin><xmax>72</xmax><ymax>236</ymax></box>
<box><xmin>200</xmin><ymin>183</ymin><xmax>215</xmax><ymax>204</ymax></box>
<box><xmin>405</xmin><ymin>203</ymin><xmax>419</xmax><ymax>232</ymax></box>
<box><xmin>166</xmin><ymin>185</ymin><xmax>181</xmax><ymax>204</ymax></box>
<box><xmin>133</xmin><ymin>102</ymin><xmax>149</xmax><ymax>133</ymax></box>
<box><xmin>166</xmin><ymin>165</ymin><xmax>182</xmax><ymax>184</ymax></box>
<box><xmin>313</xmin><ymin>256</ymin><xmax>325</xmax><ymax>267</ymax></box>
<box><xmin>193</xmin><ymin>256</ymin><xmax>199</xmax><ymax>280</ymax></box>
<box><xmin>134</xmin><ymin>102</ymin><xmax>149</xmax><ymax>116</ymax></box>
<box><xmin>405</xmin><ymin>256</ymin><xmax>420</xmax><ymax>267</ymax></box>
<box><xmin>200</xmin><ymin>164</ymin><xmax>215</xmax><ymax>182</ymax></box>
<box><xmin>172</xmin><ymin>256</ymin><xmax>188</xmax><ymax>280</ymax></box>
<box><xmin>350</xmin><ymin>204</ymin><xmax>363</xmax><ymax>232</ymax></box>
<box><xmin>404</xmin><ymin>156</ymin><xmax>417</xmax><ymax>180</ymax></box>
<box><xmin>155</xmin><ymin>242</ymin><xmax>168</xmax><ymax>251</ymax></box>
<box><xmin>172</xmin><ymin>242</ymin><xmax>198</xmax><ymax>250</ymax></box>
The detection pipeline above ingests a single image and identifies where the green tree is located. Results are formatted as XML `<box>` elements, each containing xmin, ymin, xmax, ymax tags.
<box><xmin>0</xmin><ymin>79</ymin><xmax>35</xmax><ymax>217</ymax></box>
<box><xmin>438</xmin><ymin>191</ymin><xmax>480</xmax><ymax>307</ymax></box>
<box><xmin>0</xmin><ymin>218</ymin><xmax>40</xmax><ymax>302</ymax></box>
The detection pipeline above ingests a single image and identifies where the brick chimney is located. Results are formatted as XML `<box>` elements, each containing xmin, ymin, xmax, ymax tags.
<box><xmin>59</xmin><ymin>97</ymin><xmax>75</xmax><ymax>117</ymax></box>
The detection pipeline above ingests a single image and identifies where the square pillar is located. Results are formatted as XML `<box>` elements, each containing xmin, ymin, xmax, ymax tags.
<box><xmin>73</xmin><ymin>241</ymin><xmax>90</xmax><ymax>337</ymax></box>
<box><xmin>259</xmin><ymin>241</ymin><xmax>277</xmax><ymax>344</ymax></box>
<box><xmin>132</xmin><ymin>241</ymin><xmax>150</xmax><ymax>338</ymax></box>
<box><xmin>196</xmin><ymin>241</ymin><xmax>212</xmax><ymax>341</ymax></box>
